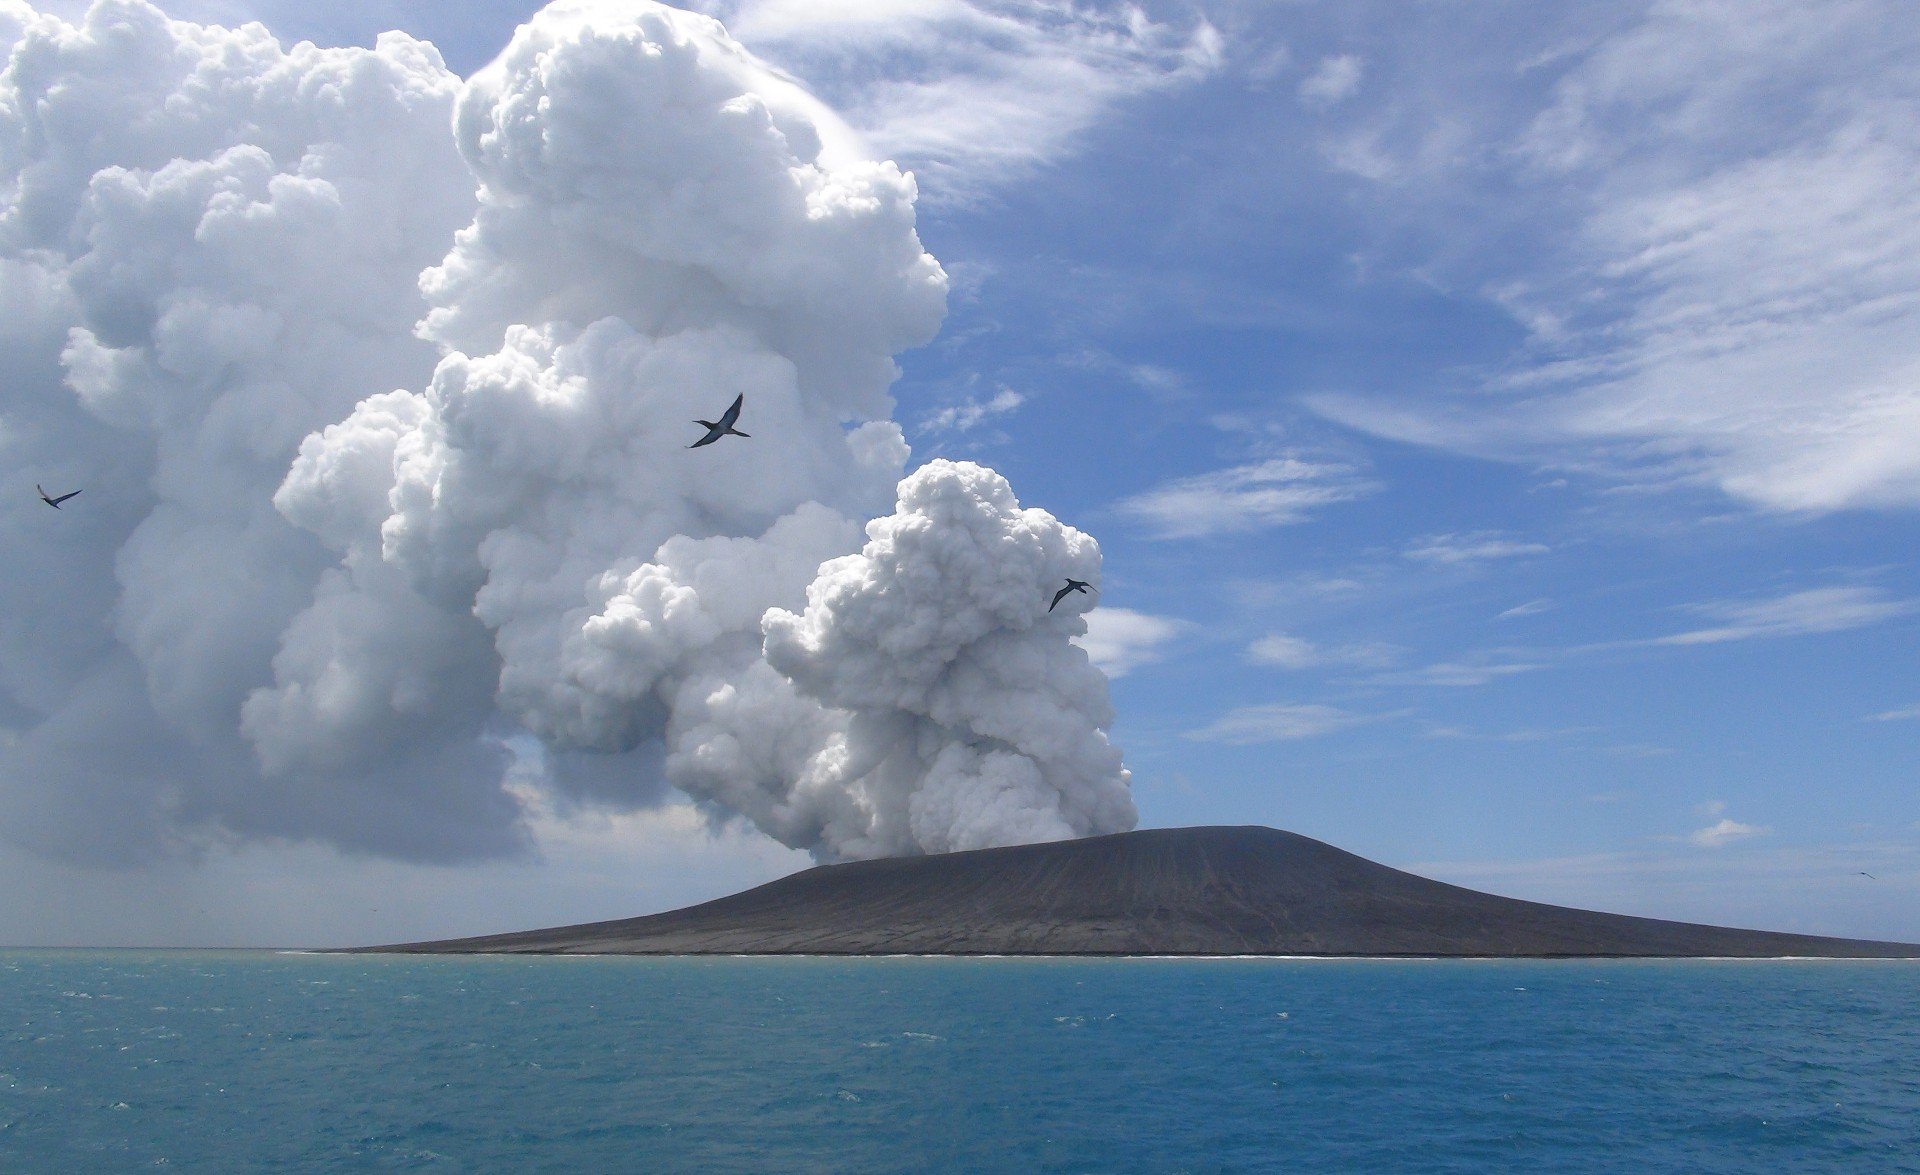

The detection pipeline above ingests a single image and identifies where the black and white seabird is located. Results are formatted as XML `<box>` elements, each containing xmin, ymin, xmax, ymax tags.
<box><xmin>689</xmin><ymin>393</ymin><xmax>749</xmax><ymax>448</ymax></box>
<box><xmin>37</xmin><ymin>484</ymin><xmax>81</xmax><ymax>509</ymax></box>
<box><xmin>1049</xmin><ymin>578</ymin><xmax>1095</xmax><ymax>612</ymax></box>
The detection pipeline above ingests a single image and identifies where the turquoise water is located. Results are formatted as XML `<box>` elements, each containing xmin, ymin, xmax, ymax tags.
<box><xmin>2</xmin><ymin>953</ymin><xmax>1916</xmax><ymax>1172</ymax></box>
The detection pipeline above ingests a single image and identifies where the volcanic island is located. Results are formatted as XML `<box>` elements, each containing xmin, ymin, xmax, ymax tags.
<box><xmin>368</xmin><ymin>826</ymin><xmax>1918</xmax><ymax>958</ymax></box>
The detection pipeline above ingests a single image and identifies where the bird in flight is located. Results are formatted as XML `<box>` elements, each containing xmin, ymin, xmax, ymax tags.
<box><xmin>1859</xmin><ymin>871</ymin><xmax>1877</xmax><ymax>880</ymax></box>
<box><xmin>37</xmin><ymin>484</ymin><xmax>81</xmax><ymax>509</ymax></box>
<box><xmin>690</xmin><ymin>393</ymin><xmax>749</xmax><ymax>448</ymax></box>
<box><xmin>1049</xmin><ymin>578</ymin><xmax>1095</xmax><ymax>612</ymax></box>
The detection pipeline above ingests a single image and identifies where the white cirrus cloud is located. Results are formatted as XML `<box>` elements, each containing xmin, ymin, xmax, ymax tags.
<box><xmin>1690</xmin><ymin>818</ymin><xmax>1769</xmax><ymax>849</ymax></box>
<box><xmin>920</xmin><ymin>385</ymin><xmax>1023</xmax><ymax>433</ymax></box>
<box><xmin>1308</xmin><ymin>0</ymin><xmax>1920</xmax><ymax>516</ymax></box>
<box><xmin>697</xmin><ymin>0</ymin><xmax>1222</xmax><ymax>201</ymax></box>
<box><xmin>1404</xmin><ymin>531</ymin><xmax>1549</xmax><ymax>565</ymax></box>
<box><xmin>1118</xmin><ymin>455</ymin><xmax>1379</xmax><ymax>539</ymax></box>
<box><xmin>1369</xmin><ymin>659</ymin><xmax>1546</xmax><ymax>688</ymax></box>
<box><xmin>1868</xmin><ymin>703</ymin><xmax>1920</xmax><ymax>722</ymax></box>
<box><xmin>1186</xmin><ymin>702</ymin><xmax>1375</xmax><ymax>744</ymax></box>
<box><xmin>1298</xmin><ymin>53</ymin><xmax>1362</xmax><ymax>108</ymax></box>
<box><xmin>1246</xmin><ymin>632</ymin><xmax>1399</xmax><ymax>670</ymax></box>
<box><xmin>1241</xmin><ymin>41</ymin><xmax>1291</xmax><ymax>88</ymax></box>
<box><xmin>1425</xmin><ymin>724</ymin><xmax>1598</xmax><ymax>745</ymax></box>
<box><xmin>1653</xmin><ymin>586</ymin><xmax>1913</xmax><ymax>647</ymax></box>
<box><xmin>1245</xmin><ymin>633</ymin><xmax>1320</xmax><ymax>669</ymax></box>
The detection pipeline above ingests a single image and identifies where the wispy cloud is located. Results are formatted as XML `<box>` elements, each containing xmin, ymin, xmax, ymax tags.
<box><xmin>919</xmin><ymin>385</ymin><xmax>1023</xmax><ymax>433</ymax></box>
<box><xmin>1689</xmin><ymin>818</ymin><xmax>1769</xmax><ymax>849</ymax></box>
<box><xmin>708</xmin><ymin>0</ymin><xmax>1223</xmax><ymax>200</ymax></box>
<box><xmin>1869</xmin><ymin>703</ymin><xmax>1920</xmax><ymax>722</ymax></box>
<box><xmin>1404</xmin><ymin>531</ymin><xmax>1550</xmax><ymax>565</ymax></box>
<box><xmin>1303</xmin><ymin>1</ymin><xmax>1920</xmax><ymax>515</ymax></box>
<box><xmin>1057</xmin><ymin>350</ymin><xmax>1193</xmax><ymax>402</ymax></box>
<box><xmin>1370</xmin><ymin>659</ymin><xmax>1545</xmax><ymax>688</ymax></box>
<box><xmin>1240</xmin><ymin>41</ymin><xmax>1292</xmax><ymax>90</ymax></box>
<box><xmin>1424</xmin><ymin>723</ymin><xmax>1598</xmax><ymax>744</ymax></box>
<box><xmin>1074</xmin><ymin>607</ymin><xmax>1184</xmax><ymax>678</ymax></box>
<box><xmin>1124</xmin><ymin>362</ymin><xmax>1190</xmax><ymax>401</ymax></box>
<box><xmin>1245</xmin><ymin>633</ymin><xmax>1319</xmax><ymax>669</ymax></box>
<box><xmin>1245</xmin><ymin>632</ymin><xmax>1399</xmax><ymax>670</ymax></box>
<box><xmin>1683</xmin><ymin>800</ymin><xmax>1768</xmax><ymax>848</ymax></box>
<box><xmin>1497</xmin><ymin>598</ymin><xmax>1555</xmax><ymax>619</ymax></box>
<box><xmin>1652</xmin><ymin>586</ymin><xmax>1913</xmax><ymax>647</ymax></box>
<box><xmin>1118</xmin><ymin>456</ymin><xmax>1378</xmax><ymax>539</ymax></box>
<box><xmin>1299</xmin><ymin>53</ymin><xmax>1363</xmax><ymax>108</ymax></box>
<box><xmin>1186</xmin><ymin>702</ymin><xmax>1378</xmax><ymax>744</ymax></box>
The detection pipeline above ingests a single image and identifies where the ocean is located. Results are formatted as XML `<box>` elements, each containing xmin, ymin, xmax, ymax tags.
<box><xmin>1</xmin><ymin>952</ymin><xmax>1915</xmax><ymax>1172</ymax></box>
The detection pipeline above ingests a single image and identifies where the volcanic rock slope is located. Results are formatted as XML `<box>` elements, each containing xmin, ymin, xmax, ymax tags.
<box><xmin>378</xmin><ymin>826</ymin><xmax>1919</xmax><ymax>957</ymax></box>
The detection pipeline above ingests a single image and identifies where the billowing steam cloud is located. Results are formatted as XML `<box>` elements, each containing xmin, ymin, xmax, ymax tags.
<box><xmin>0</xmin><ymin>0</ymin><xmax>1135</xmax><ymax>865</ymax></box>
<box><xmin>0</xmin><ymin>0</ymin><xmax>483</xmax><ymax>859</ymax></box>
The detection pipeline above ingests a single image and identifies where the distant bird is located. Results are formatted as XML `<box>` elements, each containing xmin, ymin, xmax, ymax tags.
<box><xmin>37</xmin><ymin>484</ymin><xmax>81</xmax><ymax>509</ymax></box>
<box><xmin>689</xmin><ymin>393</ymin><xmax>749</xmax><ymax>448</ymax></box>
<box><xmin>1860</xmin><ymin>871</ymin><xmax>1877</xmax><ymax>880</ymax></box>
<box><xmin>1049</xmin><ymin>578</ymin><xmax>1095</xmax><ymax>613</ymax></box>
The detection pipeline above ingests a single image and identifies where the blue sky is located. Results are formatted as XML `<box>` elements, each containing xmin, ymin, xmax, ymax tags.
<box><xmin>783</xmin><ymin>0</ymin><xmax>1920</xmax><ymax>935</ymax></box>
<box><xmin>4</xmin><ymin>0</ymin><xmax>1915</xmax><ymax>945</ymax></box>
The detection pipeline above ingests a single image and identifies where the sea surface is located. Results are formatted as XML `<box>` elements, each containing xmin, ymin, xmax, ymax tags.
<box><xmin>1</xmin><ymin>952</ymin><xmax>1916</xmax><ymax>1173</ymax></box>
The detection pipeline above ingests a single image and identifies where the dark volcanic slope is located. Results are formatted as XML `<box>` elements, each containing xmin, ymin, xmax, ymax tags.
<box><xmin>376</xmin><ymin>826</ymin><xmax>1919</xmax><ymax>957</ymax></box>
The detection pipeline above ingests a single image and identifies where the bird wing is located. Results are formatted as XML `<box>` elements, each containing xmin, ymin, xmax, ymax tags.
<box><xmin>1049</xmin><ymin>585</ymin><xmax>1073</xmax><ymax>611</ymax></box>
<box><xmin>717</xmin><ymin>393</ymin><xmax>744</xmax><ymax>429</ymax></box>
<box><xmin>689</xmin><ymin>426</ymin><xmax>723</xmax><ymax>448</ymax></box>
<box><xmin>51</xmin><ymin>489</ymin><xmax>81</xmax><ymax>505</ymax></box>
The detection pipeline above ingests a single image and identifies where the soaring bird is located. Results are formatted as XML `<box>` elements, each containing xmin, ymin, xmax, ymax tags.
<box><xmin>689</xmin><ymin>393</ymin><xmax>749</xmax><ymax>448</ymax></box>
<box><xmin>37</xmin><ymin>484</ymin><xmax>81</xmax><ymax>509</ymax></box>
<box><xmin>1049</xmin><ymin>578</ymin><xmax>1095</xmax><ymax>612</ymax></box>
<box><xmin>1860</xmin><ymin>871</ymin><xmax>1877</xmax><ymax>880</ymax></box>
